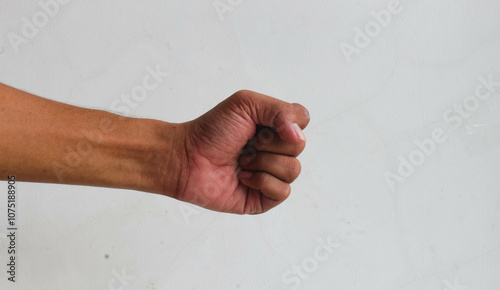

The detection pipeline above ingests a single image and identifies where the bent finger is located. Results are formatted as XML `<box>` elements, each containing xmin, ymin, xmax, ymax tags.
<box><xmin>237</xmin><ymin>171</ymin><xmax>291</xmax><ymax>202</ymax></box>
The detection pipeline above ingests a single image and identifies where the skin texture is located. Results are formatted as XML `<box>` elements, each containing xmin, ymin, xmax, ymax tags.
<box><xmin>0</xmin><ymin>84</ymin><xmax>309</xmax><ymax>215</ymax></box>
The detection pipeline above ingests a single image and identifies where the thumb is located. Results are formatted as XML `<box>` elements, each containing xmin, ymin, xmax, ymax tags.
<box><xmin>230</xmin><ymin>90</ymin><xmax>310</xmax><ymax>144</ymax></box>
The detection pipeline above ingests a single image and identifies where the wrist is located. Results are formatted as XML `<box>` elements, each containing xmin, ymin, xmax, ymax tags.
<box><xmin>128</xmin><ymin>118</ymin><xmax>189</xmax><ymax>198</ymax></box>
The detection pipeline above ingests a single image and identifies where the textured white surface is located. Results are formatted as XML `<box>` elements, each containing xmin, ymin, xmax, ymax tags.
<box><xmin>1</xmin><ymin>0</ymin><xmax>500</xmax><ymax>289</ymax></box>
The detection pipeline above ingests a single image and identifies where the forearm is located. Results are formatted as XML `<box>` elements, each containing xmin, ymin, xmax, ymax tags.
<box><xmin>0</xmin><ymin>83</ymin><xmax>185</xmax><ymax>196</ymax></box>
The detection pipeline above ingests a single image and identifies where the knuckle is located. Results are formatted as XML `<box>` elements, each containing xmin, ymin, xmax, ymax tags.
<box><xmin>227</xmin><ymin>90</ymin><xmax>244</xmax><ymax>105</ymax></box>
<box><xmin>229</xmin><ymin>90</ymin><xmax>257</xmax><ymax>119</ymax></box>
<box><xmin>291</xmin><ymin>142</ymin><xmax>306</xmax><ymax>157</ymax></box>
<box><xmin>282</xmin><ymin>184</ymin><xmax>292</xmax><ymax>199</ymax></box>
<box><xmin>257</xmin><ymin>172</ymin><xmax>270</xmax><ymax>184</ymax></box>
<box><xmin>285</xmin><ymin>158</ymin><xmax>301</xmax><ymax>182</ymax></box>
<box><xmin>232</xmin><ymin>90</ymin><xmax>253</xmax><ymax>101</ymax></box>
<box><xmin>293</xmin><ymin>103</ymin><xmax>310</xmax><ymax>120</ymax></box>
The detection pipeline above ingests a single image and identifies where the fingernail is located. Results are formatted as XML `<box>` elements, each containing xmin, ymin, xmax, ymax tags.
<box><xmin>292</xmin><ymin>123</ymin><xmax>306</xmax><ymax>142</ymax></box>
<box><xmin>239</xmin><ymin>171</ymin><xmax>253</xmax><ymax>179</ymax></box>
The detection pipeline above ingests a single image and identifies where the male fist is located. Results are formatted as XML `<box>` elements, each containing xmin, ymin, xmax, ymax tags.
<box><xmin>0</xmin><ymin>84</ymin><xmax>308</xmax><ymax>215</ymax></box>
<box><xmin>173</xmin><ymin>90</ymin><xmax>310</xmax><ymax>214</ymax></box>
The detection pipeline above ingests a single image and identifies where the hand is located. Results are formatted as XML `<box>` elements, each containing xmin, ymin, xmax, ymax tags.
<box><xmin>0</xmin><ymin>84</ymin><xmax>308</xmax><ymax>214</ymax></box>
<box><xmin>175</xmin><ymin>90</ymin><xmax>310</xmax><ymax>214</ymax></box>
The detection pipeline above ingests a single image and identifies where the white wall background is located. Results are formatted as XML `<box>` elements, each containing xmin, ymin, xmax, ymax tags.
<box><xmin>1</xmin><ymin>0</ymin><xmax>500</xmax><ymax>289</ymax></box>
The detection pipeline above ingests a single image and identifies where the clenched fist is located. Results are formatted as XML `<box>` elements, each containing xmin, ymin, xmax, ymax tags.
<box><xmin>0</xmin><ymin>84</ymin><xmax>309</xmax><ymax>215</ymax></box>
<box><xmin>173</xmin><ymin>90</ymin><xmax>310</xmax><ymax>214</ymax></box>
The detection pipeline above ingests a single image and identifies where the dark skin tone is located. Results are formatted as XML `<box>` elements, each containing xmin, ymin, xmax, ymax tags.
<box><xmin>0</xmin><ymin>84</ymin><xmax>309</xmax><ymax>214</ymax></box>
